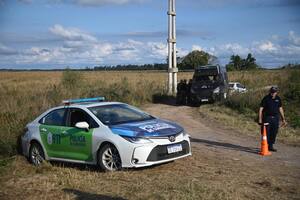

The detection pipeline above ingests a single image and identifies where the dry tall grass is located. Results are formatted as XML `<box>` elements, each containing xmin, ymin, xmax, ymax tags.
<box><xmin>0</xmin><ymin>71</ymin><xmax>192</xmax><ymax>158</ymax></box>
<box><xmin>0</xmin><ymin>69</ymin><xmax>299</xmax><ymax>158</ymax></box>
<box><xmin>0</xmin><ymin>70</ymin><xmax>299</xmax><ymax>200</ymax></box>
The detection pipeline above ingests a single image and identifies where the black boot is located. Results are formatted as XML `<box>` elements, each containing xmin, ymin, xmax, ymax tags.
<box><xmin>269</xmin><ymin>144</ymin><xmax>277</xmax><ymax>152</ymax></box>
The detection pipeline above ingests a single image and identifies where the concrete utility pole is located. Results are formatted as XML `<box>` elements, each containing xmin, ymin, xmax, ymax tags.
<box><xmin>167</xmin><ymin>0</ymin><xmax>178</xmax><ymax>95</ymax></box>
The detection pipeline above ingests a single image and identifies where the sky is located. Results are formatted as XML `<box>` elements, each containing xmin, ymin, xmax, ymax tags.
<box><xmin>0</xmin><ymin>0</ymin><xmax>300</xmax><ymax>69</ymax></box>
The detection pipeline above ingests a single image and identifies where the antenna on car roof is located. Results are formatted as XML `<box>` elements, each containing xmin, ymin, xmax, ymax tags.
<box><xmin>62</xmin><ymin>97</ymin><xmax>105</xmax><ymax>105</ymax></box>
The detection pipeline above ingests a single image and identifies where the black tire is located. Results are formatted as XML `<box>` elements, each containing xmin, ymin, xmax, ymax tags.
<box><xmin>29</xmin><ymin>142</ymin><xmax>45</xmax><ymax>166</ymax></box>
<box><xmin>98</xmin><ymin>144</ymin><xmax>122</xmax><ymax>172</ymax></box>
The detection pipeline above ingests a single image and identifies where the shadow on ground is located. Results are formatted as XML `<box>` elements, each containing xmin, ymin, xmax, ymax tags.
<box><xmin>152</xmin><ymin>93</ymin><xmax>200</xmax><ymax>107</ymax></box>
<box><xmin>63</xmin><ymin>189</ymin><xmax>127</xmax><ymax>200</ymax></box>
<box><xmin>152</xmin><ymin>93</ymin><xmax>177</xmax><ymax>106</ymax></box>
<box><xmin>191</xmin><ymin>137</ymin><xmax>259</xmax><ymax>154</ymax></box>
<box><xmin>48</xmin><ymin>158</ymin><xmax>171</xmax><ymax>172</ymax></box>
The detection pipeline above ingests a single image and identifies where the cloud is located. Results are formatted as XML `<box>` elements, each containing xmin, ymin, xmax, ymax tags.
<box><xmin>18</xmin><ymin>0</ymin><xmax>33</xmax><ymax>4</ymax></box>
<box><xmin>192</xmin><ymin>45</ymin><xmax>203</xmax><ymax>51</ymax></box>
<box><xmin>49</xmin><ymin>24</ymin><xmax>97</xmax><ymax>42</ymax></box>
<box><xmin>257</xmin><ymin>41</ymin><xmax>277</xmax><ymax>52</ymax></box>
<box><xmin>177</xmin><ymin>0</ymin><xmax>300</xmax><ymax>10</ymax></box>
<box><xmin>1</xmin><ymin>25</ymin><xmax>300</xmax><ymax>68</ymax></box>
<box><xmin>1</xmin><ymin>24</ymin><xmax>171</xmax><ymax>67</ymax></box>
<box><xmin>0</xmin><ymin>43</ymin><xmax>18</xmax><ymax>55</ymax></box>
<box><xmin>288</xmin><ymin>31</ymin><xmax>300</xmax><ymax>46</ymax></box>
<box><xmin>74</xmin><ymin>0</ymin><xmax>145</xmax><ymax>6</ymax></box>
<box><xmin>31</xmin><ymin>0</ymin><xmax>147</xmax><ymax>6</ymax></box>
<box><xmin>190</xmin><ymin>30</ymin><xmax>300</xmax><ymax>67</ymax></box>
<box><xmin>119</xmin><ymin>29</ymin><xmax>214</xmax><ymax>41</ymax></box>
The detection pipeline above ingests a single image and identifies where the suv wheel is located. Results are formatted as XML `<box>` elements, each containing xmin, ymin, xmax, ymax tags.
<box><xmin>29</xmin><ymin>142</ymin><xmax>45</xmax><ymax>166</ymax></box>
<box><xmin>98</xmin><ymin>144</ymin><xmax>122</xmax><ymax>171</ymax></box>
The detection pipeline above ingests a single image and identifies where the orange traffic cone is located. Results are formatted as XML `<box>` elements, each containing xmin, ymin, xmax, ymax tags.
<box><xmin>259</xmin><ymin>124</ymin><xmax>271</xmax><ymax>156</ymax></box>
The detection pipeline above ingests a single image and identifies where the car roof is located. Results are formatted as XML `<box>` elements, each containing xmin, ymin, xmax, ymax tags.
<box><xmin>51</xmin><ymin>101</ymin><xmax>125</xmax><ymax>110</ymax></box>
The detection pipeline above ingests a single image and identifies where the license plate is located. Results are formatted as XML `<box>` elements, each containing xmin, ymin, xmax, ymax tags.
<box><xmin>201</xmin><ymin>99</ymin><xmax>209</xmax><ymax>102</ymax></box>
<box><xmin>167</xmin><ymin>144</ymin><xmax>182</xmax><ymax>154</ymax></box>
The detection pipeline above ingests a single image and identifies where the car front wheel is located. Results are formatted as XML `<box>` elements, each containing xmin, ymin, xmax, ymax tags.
<box><xmin>98</xmin><ymin>144</ymin><xmax>122</xmax><ymax>171</ymax></box>
<box><xmin>29</xmin><ymin>142</ymin><xmax>45</xmax><ymax>166</ymax></box>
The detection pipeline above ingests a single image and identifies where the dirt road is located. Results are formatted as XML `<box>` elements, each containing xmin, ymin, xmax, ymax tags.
<box><xmin>144</xmin><ymin>103</ymin><xmax>300</xmax><ymax>199</ymax></box>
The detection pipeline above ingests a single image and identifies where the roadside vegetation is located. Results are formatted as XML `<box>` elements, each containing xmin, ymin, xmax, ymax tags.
<box><xmin>0</xmin><ymin>71</ymin><xmax>192</xmax><ymax>159</ymax></box>
<box><xmin>0</xmin><ymin>69</ymin><xmax>299</xmax><ymax>200</ymax></box>
<box><xmin>0</xmin><ymin>69</ymin><xmax>299</xmax><ymax>159</ymax></box>
<box><xmin>225</xmin><ymin>69</ymin><xmax>300</xmax><ymax>128</ymax></box>
<box><xmin>199</xmin><ymin>69</ymin><xmax>300</xmax><ymax>146</ymax></box>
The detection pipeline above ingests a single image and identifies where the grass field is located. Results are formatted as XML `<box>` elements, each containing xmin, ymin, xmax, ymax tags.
<box><xmin>0</xmin><ymin>69</ymin><xmax>299</xmax><ymax>158</ymax></box>
<box><xmin>0</xmin><ymin>71</ymin><xmax>192</xmax><ymax>158</ymax></box>
<box><xmin>0</xmin><ymin>69</ymin><xmax>299</xmax><ymax>200</ymax></box>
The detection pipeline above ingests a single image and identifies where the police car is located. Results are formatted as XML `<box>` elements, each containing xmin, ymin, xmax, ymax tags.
<box><xmin>21</xmin><ymin>97</ymin><xmax>192</xmax><ymax>171</ymax></box>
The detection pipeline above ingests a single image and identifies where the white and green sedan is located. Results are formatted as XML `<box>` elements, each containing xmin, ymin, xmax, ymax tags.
<box><xmin>21</xmin><ymin>97</ymin><xmax>192</xmax><ymax>171</ymax></box>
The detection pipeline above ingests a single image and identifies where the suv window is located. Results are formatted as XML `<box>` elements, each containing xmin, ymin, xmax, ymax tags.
<box><xmin>68</xmin><ymin>108</ymin><xmax>99</xmax><ymax>129</ymax></box>
<box><xmin>41</xmin><ymin>109</ymin><xmax>67</xmax><ymax>126</ymax></box>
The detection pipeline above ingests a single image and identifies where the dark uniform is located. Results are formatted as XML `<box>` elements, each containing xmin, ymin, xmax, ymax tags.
<box><xmin>260</xmin><ymin>94</ymin><xmax>282</xmax><ymax>148</ymax></box>
<box><xmin>176</xmin><ymin>80</ymin><xmax>184</xmax><ymax>105</ymax></box>
<box><xmin>186</xmin><ymin>79</ymin><xmax>192</xmax><ymax>105</ymax></box>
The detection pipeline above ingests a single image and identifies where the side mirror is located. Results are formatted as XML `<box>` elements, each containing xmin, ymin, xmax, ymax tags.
<box><xmin>75</xmin><ymin>122</ymin><xmax>89</xmax><ymax>131</ymax></box>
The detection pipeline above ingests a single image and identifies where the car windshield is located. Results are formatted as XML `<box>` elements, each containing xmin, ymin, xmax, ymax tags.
<box><xmin>88</xmin><ymin>104</ymin><xmax>154</xmax><ymax>126</ymax></box>
<box><xmin>195</xmin><ymin>75</ymin><xmax>219</xmax><ymax>82</ymax></box>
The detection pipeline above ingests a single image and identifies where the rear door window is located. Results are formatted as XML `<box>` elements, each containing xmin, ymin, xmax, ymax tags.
<box><xmin>41</xmin><ymin>109</ymin><xmax>67</xmax><ymax>126</ymax></box>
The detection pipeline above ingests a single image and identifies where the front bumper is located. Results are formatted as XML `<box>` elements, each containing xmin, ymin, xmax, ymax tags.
<box><xmin>124</xmin><ymin>134</ymin><xmax>192</xmax><ymax>168</ymax></box>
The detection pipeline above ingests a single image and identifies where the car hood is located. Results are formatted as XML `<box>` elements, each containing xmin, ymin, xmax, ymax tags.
<box><xmin>109</xmin><ymin>119</ymin><xmax>183</xmax><ymax>137</ymax></box>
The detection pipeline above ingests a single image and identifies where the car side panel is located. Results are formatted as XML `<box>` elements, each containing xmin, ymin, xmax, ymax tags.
<box><xmin>40</xmin><ymin>124</ymin><xmax>64</xmax><ymax>158</ymax></box>
<box><xmin>40</xmin><ymin>124</ymin><xmax>94</xmax><ymax>161</ymax></box>
<box><xmin>92</xmin><ymin>127</ymin><xmax>135</xmax><ymax>167</ymax></box>
<box><xmin>60</xmin><ymin>127</ymin><xmax>94</xmax><ymax>161</ymax></box>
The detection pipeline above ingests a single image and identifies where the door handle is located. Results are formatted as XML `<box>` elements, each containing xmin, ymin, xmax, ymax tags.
<box><xmin>62</xmin><ymin>131</ymin><xmax>68</xmax><ymax>135</ymax></box>
<box><xmin>41</xmin><ymin>128</ymin><xmax>47</xmax><ymax>132</ymax></box>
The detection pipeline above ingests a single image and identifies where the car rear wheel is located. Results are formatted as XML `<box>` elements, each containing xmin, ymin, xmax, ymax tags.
<box><xmin>98</xmin><ymin>144</ymin><xmax>122</xmax><ymax>171</ymax></box>
<box><xmin>29</xmin><ymin>142</ymin><xmax>45</xmax><ymax>166</ymax></box>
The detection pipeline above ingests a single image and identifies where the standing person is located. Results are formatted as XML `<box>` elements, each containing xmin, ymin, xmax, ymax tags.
<box><xmin>186</xmin><ymin>79</ymin><xmax>193</xmax><ymax>105</ymax></box>
<box><xmin>176</xmin><ymin>80</ymin><xmax>184</xmax><ymax>105</ymax></box>
<box><xmin>182</xmin><ymin>79</ymin><xmax>188</xmax><ymax>105</ymax></box>
<box><xmin>258</xmin><ymin>86</ymin><xmax>287</xmax><ymax>152</ymax></box>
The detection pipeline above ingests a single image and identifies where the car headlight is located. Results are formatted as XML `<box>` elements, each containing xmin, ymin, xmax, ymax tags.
<box><xmin>121</xmin><ymin>136</ymin><xmax>153</xmax><ymax>144</ymax></box>
<box><xmin>182</xmin><ymin>131</ymin><xmax>190</xmax><ymax>137</ymax></box>
<box><xmin>213</xmin><ymin>87</ymin><xmax>220</xmax><ymax>93</ymax></box>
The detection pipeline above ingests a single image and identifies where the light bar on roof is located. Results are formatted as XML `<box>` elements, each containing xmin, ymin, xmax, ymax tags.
<box><xmin>62</xmin><ymin>97</ymin><xmax>105</xmax><ymax>105</ymax></box>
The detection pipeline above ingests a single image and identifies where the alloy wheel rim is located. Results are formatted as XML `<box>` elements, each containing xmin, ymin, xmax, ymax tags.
<box><xmin>102</xmin><ymin>147</ymin><xmax>121</xmax><ymax>171</ymax></box>
<box><xmin>31</xmin><ymin>146</ymin><xmax>43</xmax><ymax>165</ymax></box>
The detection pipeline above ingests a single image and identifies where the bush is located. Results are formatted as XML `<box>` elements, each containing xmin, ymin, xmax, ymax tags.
<box><xmin>224</xmin><ymin>69</ymin><xmax>300</xmax><ymax>128</ymax></box>
<box><xmin>61</xmin><ymin>69</ymin><xmax>83</xmax><ymax>90</ymax></box>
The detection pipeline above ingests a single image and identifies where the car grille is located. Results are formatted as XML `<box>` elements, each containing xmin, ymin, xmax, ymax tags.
<box><xmin>146</xmin><ymin>140</ymin><xmax>190</xmax><ymax>162</ymax></box>
<box><xmin>196</xmin><ymin>89</ymin><xmax>213</xmax><ymax>98</ymax></box>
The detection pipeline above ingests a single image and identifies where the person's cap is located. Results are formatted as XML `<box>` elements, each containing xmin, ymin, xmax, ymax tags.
<box><xmin>270</xmin><ymin>86</ymin><xmax>279</xmax><ymax>93</ymax></box>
